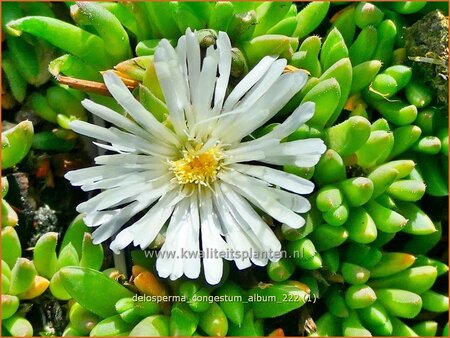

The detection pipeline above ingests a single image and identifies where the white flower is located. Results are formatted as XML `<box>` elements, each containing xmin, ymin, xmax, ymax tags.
<box><xmin>65</xmin><ymin>29</ymin><xmax>326</xmax><ymax>285</ymax></box>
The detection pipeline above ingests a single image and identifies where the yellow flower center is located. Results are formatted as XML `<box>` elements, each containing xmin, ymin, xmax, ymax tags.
<box><xmin>169</xmin><ymin>145</ymin><xmax>224</xmax><ymax>186</ymax></box>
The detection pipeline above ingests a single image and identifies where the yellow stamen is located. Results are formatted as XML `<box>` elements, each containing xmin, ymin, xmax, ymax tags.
<box><xmin>169</xmin><ymin>145</ymin><xmax>224</xmax><ymax>186</ymax></box>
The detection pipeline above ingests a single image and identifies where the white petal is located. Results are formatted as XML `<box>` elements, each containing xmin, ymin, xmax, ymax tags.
<box><xmin>212</xmin><ymin>193</ymin><xmax>252</xmax><ymax>270</ymax></box>
<box><xmin>213</xmin><ymin>184</ymin><xmax>270</xmax><ymax>267</ymax></box>
<box><xmin>70</xmin><ymin>120</ymin><xmax>175</xmax><ymax>158</ymax></box>
<box><xmin>91</xmin><ymin>196</ymin><xmax>156</xmax><ymax>244</ymax></box>
<box><xmin>237</xmin><ymin>58</ymin><xmax>287</xmax><ymax>110</ymax></box>
<box><xmin>182</xmin><ymin>195</ymin><xmax>201</xmax><ymax>279</ymax></box>
<box><xmin>225</xmin><ymin>138</ymin><xmax>278</xmax><ymax>157</ymax></box>
<box><xmin>201</xmin><ymin>224</ymin><xmax>224</xmax><ymax>285</ymax></box>
<box><xmin>232</xmin><ymin>163</ymin><xmax>315</xmax><ymax>194</ymax></box>
<box><xmin>84</xmin><ymin>210</ymin><xmax>120</xmax><ymax>228</ymax></box>
<box><xmin>262</xmin><ymin>138</ymin><xmax>327</xmax><ymax>157</ymax></box>
<box><xmin>110</xmin><ymin>230</ymin><xmax>134</xmax><ymax>254</ymax></box>
<box><xmin>176</xmin><ymin>35</ymin><xmax>188</xmax><ymax>81</ymax></box>
<box><xmin>158</xmin><ymin>38</ymin><xmax>178</xmax><ymax>59</ymax></box>
<box><xmin>218</xmin><ymin>71</ymin><xmax>308</xmax><ymax>143</ymax></box>
<box><xmin>94</xmin><ymin>154</ymin><xmax>166</xmax><ymax>169</ymax></box>
<box><xmin>268</xmin><ymin>187</ymin><xmax>311</xmax><ymax>213</ymax></box>
<box><xmin>159</xmin><ymin>192</ymin><xmax>202</xmax><ymax>281</ymax></box>
<box><xmin>185</xmin><ymin>28</ymin><xmax>201</xmax><ymax>104</ymax></box>
<box><xmin>222</xmin><ymin>55</ymin><xmax>277</xmax><ymax>111</ymax></box>
<box><xmin>133</xmin><ymin>190</ymin><xmax>185</xmax><ymax>248</ymax></box>
<box><xmin>154</xmin><ymin>39</ymin><xmax>191</xmax><ymax>134</ymax></box>
<box><xmin>223</xmin><ymin>138</ymin><xmax>278</xmax><ymax>164</ymax></box>
<box><xmin>92</xmin><ymin>142</ymin><xmax>131</xmax><ymax>154</ymax></box>
<box><xmin>169</xmin><ymin>250</ymin><xmax>184</xmax><ymax>280</ymax></box>
<box><xmin>260</xmin><ymin>154</ymin><xmax>324</xmax><ymax>167</ymax></box>
<box><xmin>259</xmin><ymin>102</ymin><xmax>315</xmax><ymax>140</ymax></box>
<box><xmin>219</xmin><ymin>170</ymin><xmax>305</xmax><ymax>229</ymax></box>
<box><xmin>80</xmin><ymin>170</ymin><xmax>166</xmax><ymax>191</ymax></box>
<box><xmin>70</xmin><ymin>120</ymin><xmax>123</xmax><ymax>146</ymax></box>
<box><xmin>103</xmin><ymin>71</ymin><xmax>180</xmax><ymax>147</ymax></box>
<box><xmin>192</xmin><ymin>50</ymin><xmax>218</xmax><ymax>122</ymax></box>
<box><xmin>214</xmin><ymin>31</ymin><xmax>232</xmax><ymax>110</ymax></box>
<box><xmin>157</xmin><ymin>199</ymin><xmax>190</xmax><ymax>278</ymax></box>
<box><xmin>110</xmin><ymin>189</ymin><xmax>182</xmax><ymax>253</ymax></box>
<box><xmin>69</xmin><ymin>121</ymin><xmax>138</xmax><ymax>154</ymax></box>
<box><xmin>219</xmin><ymin>182</ymin><xmax>281</xmax><ymax>252</ymax></box>
<box><xmin>153</xmin><ymin>60</ymin><xmax>189</xmax><ymax>134</ymax></box>
<box><xmin>199</xmin><ymin>189</ymin><xmax>229</xmax><ymax>245</ymax></box>
<box><xmin>216</xmin><ymin>186</ymin><xmax>275</xmax><ymax>266</ymax></box>
<box><xmin>109</xmin><ymin>127</ymin><xmax>176</xmax><ymax>157</ymax></box>
<box><xmin>76</xmin><ymin>177</ymin><xmax>171</xmax><ymax>213</ymax></box>
<box><xmin>199</xmin><ymin>189</ymin><xmax>228</xmax><ymax>285</ymax></box>
<box><xmin>81</xmin><ymin>99</ymin><xmax>152</xmax><ymax>140</ymax></box>
<box><xmin>65</xmin><ymin>165</ymin><xmax>140</xmax><ymax>186</ymax></box>
<box><xmin>227</xmin><ymin>233</ymin><xmax>253</xmax><ymax>270</ymax></box>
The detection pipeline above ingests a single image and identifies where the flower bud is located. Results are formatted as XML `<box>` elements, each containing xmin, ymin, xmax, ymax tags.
<box><xmin>230</xmin><ymin>47</ymin><xmax>248</xmax><ymax>78</ymax></box>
